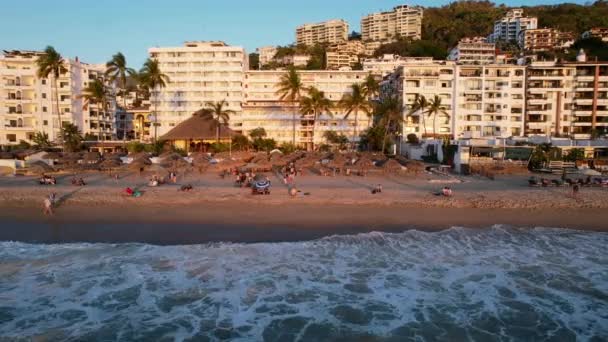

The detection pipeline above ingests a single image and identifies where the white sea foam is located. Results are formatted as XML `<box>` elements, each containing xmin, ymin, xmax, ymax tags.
<box><xmin>0</xmin><ymin>226</ymin><xmax>607</xmax><ymax>341</ymax></box>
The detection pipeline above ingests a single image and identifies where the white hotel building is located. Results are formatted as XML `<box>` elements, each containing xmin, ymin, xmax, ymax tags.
<box><xmin>361</xmin><ymin>5</ymin><xmax>423</xmax><ymax>43</ymax></box>
<box><xmin>0</xmin><ymin>50</ymin><xmax>114</xmax><ymax>146</ymax></box>
<box><xmin>148</xmin><ymin>41</ymin><xmax>247</xmax><ymax>138</ymax></box>
<box><xmin>388</xmin><ymin>61</ymin><xmax>526</xmax><ymax>139</ymax></box>
<box><xmin>242</xmin><ymin>70</ymin><xmax>372</xmax><ymax>149</ymax></box>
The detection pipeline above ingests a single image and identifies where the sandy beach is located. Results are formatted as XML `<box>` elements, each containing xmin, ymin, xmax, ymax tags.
<box><xmin>1</xmin><ymin>169</ymin><xmax>607</xmax><ymax>243</ymax></box>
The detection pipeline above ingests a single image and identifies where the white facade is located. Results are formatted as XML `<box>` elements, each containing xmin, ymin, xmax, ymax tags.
<box><xmin>0</xmin><ymin>50</ymin><xmax>114</xmax><ymax>146</ymax></box>
<box><xmin>281</xmin><ymin>54</ymin><xmax>311</xmax><ymax>67</ymax></box>
<box><xmin>581</xmin><ymin>27</ymin><xmax>608</xmax><ymax>42</ymax></box>
<box><xmin>361</xmin><ymin>5</ymin><xmax>423</xmax><ymax>42</ymax></box>
<box><xmin>148</xmin><ymin>41</ymin><xmax>247</xmax><ymax>138</ymax></box>
<box><xmin>518</xmin><ymin>28</ymin><xmax>575</xmax><ymax>52</ymax></box>
<box><xmin>525</xmin><ymin>62</ymin><xmax>608</xmax><ymax>139</ymax></box>
<box><xmin>447</xmin><ymin>37</ymin><xmax>496</xmax><ymax>65</ymax></box>
<box><xmin>296</xmin><ymin>19</ymin><xmax>348</xmax><ymax>46</ymax></box>
<box><xmin>387</xmin><ymin>61</ymin><xmax>526</xmax><ymax>139</ymax></box>
<box><xmin>362</xmin><ymin>55</ymin><xmax>434</xmax><ymax>76</ymax></box>
<box><xmin>256</xmin><ymin>46</ymin><xmax>277</xmax><ymax>67</ymax></box>
<box><xmin>490</xmin><ymin>8</ymin><xmax>537</xmax><ymax>42</ymax></box>
<box><xmin>243</xmin><ymin>70</ymin><xmax>372</xmax><ymax>149</ymax></box>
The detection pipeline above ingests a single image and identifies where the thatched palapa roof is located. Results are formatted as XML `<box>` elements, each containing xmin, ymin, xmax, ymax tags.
<box><xmin>160</xmin><ymin>115</ymin><xmax>234</xmax><ymax>141</ymax></box>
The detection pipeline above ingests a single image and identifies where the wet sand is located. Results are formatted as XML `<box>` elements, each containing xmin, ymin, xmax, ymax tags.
<box><xmin>1</xmin><ymin>202</ymin><xmax>606</xmax><ymax>245</ymax></box>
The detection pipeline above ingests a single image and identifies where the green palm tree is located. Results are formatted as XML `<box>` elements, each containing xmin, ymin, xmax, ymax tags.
<box><xmin>79</xmin><ymin>79</ymin><xmax>110</xmax><ymax>141</ymax></box>
<box><xmin>376</xmin><ymin>95</ymin><xmax>404</xmax><ymax>154</ymax></box>
<box><xmin>197</xmin><ymin>100</ymin><xmax>235</xmax><ymax>144</ymax></box>
<box><xmin>339</xmin><ymin>83</ymin><xmax>372</xmax><ymax>150</ymax></box>
<box><xmin>362</xmin><ymin>74</ymin><xmax>380</xmax><ymax>127</ymax></box>
<box><xmin>426</xmin><ymin>95</ymin><xmax>449</xmax><ymax>138</ymax></box>
<box><xmin>139</xmin><ymin>58</ymin><xmax>169</xmax><ymax>142</ymax></box>
<box><xmin>61</xmin><ymin>123</ymin><xmax>83</xmax><ymax>152</ymax></box>
<box><xmin>36</xmin><ymin>46</ymin><xmax>67</xmax><ymax>145</ymax></box>
<box><xmin>276</xmin><ymin>66</ymin><xmax>304</xmax><ymax>147</ymax></box>
<box><xmin>105</xmin><ymin>52</ymin><xmax>136</xmax><ymax>142</ymax></box>
<box><xmin>300</xmin><ymin>87</ymin><xmax>333</xmax><ymax>151</ymax></box>
<box><xmin>408</xmin><ymin>94</ymin><xmax>430</xmax><ymax>137</ymax></box>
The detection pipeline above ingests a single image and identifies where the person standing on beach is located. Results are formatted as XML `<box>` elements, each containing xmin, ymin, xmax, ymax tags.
<box><xmin>572</xmin><ymin>184</ymin><xmax>580</xmax><ymax>199</ymax></box>
<box><xmin>43</xmin><ymin>194</ymin><xmax>54</xmax><ymax>215</ymax></box>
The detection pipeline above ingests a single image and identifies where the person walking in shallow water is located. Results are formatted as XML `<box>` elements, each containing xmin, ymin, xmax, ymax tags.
<box><xmin>43</xmin><ymin>194</ymin><xmax>53</xmax><ymax>215</ymax></box>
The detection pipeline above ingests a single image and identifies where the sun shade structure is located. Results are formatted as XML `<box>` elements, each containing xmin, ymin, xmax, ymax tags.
<box><xmin>160</xmin><ymin>114</ymin><xmax>234</xmax><ymax>152</ymax></box>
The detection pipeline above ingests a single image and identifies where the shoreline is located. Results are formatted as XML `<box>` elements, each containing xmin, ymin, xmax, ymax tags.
<box><xmin>1</xmin><ymin>202</ymin><xmax>606</xmax><ymax>245</ymax></box>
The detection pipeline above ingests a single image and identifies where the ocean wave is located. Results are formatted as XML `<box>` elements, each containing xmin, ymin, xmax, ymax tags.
<box><xmin>1</xmin><ymin>226</ymin><xmax>607</xmax><ymax>341</ymax></box>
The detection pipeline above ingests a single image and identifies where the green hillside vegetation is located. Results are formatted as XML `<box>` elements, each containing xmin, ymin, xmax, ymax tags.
<box><xmin>376</xmin><ymin>0</ymin><xmax>608</xmax><ymax>60</ymax></box>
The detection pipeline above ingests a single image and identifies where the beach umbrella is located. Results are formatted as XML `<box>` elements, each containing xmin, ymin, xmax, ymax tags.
<box><xmin>41</xmin><ymin>152</ymin><xmax>61</xmax><ymax>160</ymax></box>
<box><xmin>0</xmin><ymin>152</ymin><xmax>14</xmax><ymax>159</ymax></box>
<box><xmin>84</xmin><ymin>151</ymin><xmax>101</xmax><ymax>162</ymax></box>
<box><xmin>27</xmin><ymin>161</ymin><xmax>54</xmax><ymax>174</ymax></box>
<box><xmin>100</xmin><ymin>158</ymin><xmax>122</xmax><ymax>170</ymax></box>
<box><xmin>579</xmin><ymin>169</ymin><xmax>601</xmax><ymax>176</ymax></box>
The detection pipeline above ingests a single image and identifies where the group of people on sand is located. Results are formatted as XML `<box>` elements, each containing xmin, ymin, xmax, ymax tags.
<box><xmin>39</xmin><ymin>174</ymin><xmax>56</xmax><ymax>185</ymax></box>
<box><xmin>281</xmin><ymin>163</ymin><xmax>299</xmax><ymax>185</ymax></box>
<box><xmin>233</xmin><ymin>169</ymin><xmax>257</xmax><ymax>188</ymax></box>
<box><xmin>71</xmin><ymin>177</ymin><xmax>86</xmax><ymax>186</ymax></box>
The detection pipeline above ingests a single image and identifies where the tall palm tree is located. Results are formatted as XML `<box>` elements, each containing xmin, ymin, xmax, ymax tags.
<box><xmin>426</xmin><ymin>95</ymin><xmax>448</xmax><ymax>138</ymax></box>
<box><xmin>339</xmin><ymin>83</ymin><xmax>372</xmax><ymax>150</ymax></box>
<box><xmin>362</xmin><ymin>74</ymin><xmax>380</xmax><ymax>127</ymax></box>
<box><xmin>36</xmin><ymin>46</ymin><xmax>67</xmax><ymax>146</ymax></box>
<box><xmin>376</xmin><ymin>95</ymin><xmax>404</xmax><ymax>154</ymax></box>
<box><xmin>276</xmin><ymin>66</ymin><xmax>304</xmax><ymax>147</ymax></box>
<box><xmin>299</xmin><ymin>87</ymin><xmax>333</xmax><ymax>151</ymax></box>
<box><xmin>79</xmin><ymin>79</ymin><xmax>110</xmax><ymax>141</ymax></box>
<box><xmin>139</xmin><ymin>58</ymin><xmax>169</xmax><ymax>142</ymax></box>
<box><xmin>105</xmin><ymin>52</ymin><xmax>136</xmax><ymax>142</ymax></box>
<box><xmin>408</xmin><ymin>94</ymin><xmax>430</xmax><ymax>137</ymax></box>
<box><xmin>197</xmin><ymin>100</ymin><xmax>235</xmax><ymax>144</ymax></box>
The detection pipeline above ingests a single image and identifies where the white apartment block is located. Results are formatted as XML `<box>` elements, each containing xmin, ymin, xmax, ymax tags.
<box><xmin>242</xmin><ymin>70</ymin><xmax>372</xmax><ymax>149</ymax></box>
<box><xmin>326</xmin><ymin>52</ymin><xmax>359</xmax><ymax>70</ymax></box>
<box><xmin>326</xmin><ymin>40</ymin><xmax>368</xmax><ymax>70</ymax></box>
<box><xmin>0</xmin><ymin>50</ymin><xmax>114</xmax><ymax>146</ymax></box>
<box><xmin>525</xmin><ymin>61</ymin><xmax>608</xmax><ymax>139</ymax></box>
<box><xmin>454</xmin><ymin>65</ymin><xmax>526</xmax><ymax>139</ymax></box>
<box><xmin>281</xmin><ymin>54</ymin><xmax>311</xmax><ymax>67</ymax></box>
<box><xmin>581</xmin><ymin>27</ymin><xmax>608</xmax><ymax>42</ymax></box>
<box><xmin>256</xmin><ymin>46</ymin><xmax>277</xmax><ymax>67</ymax></box>
<box><xmin>362</xmin><ymin>55</ymin><xmax>434</xmax><ymax>76</ymax></box>
<box><xmin>387</xmin><ymin>61</ymin><xmax>526</xmax><ymax>139</ymax></box>
<box><xmin>295</xmin><ymin>19</ymin><xmax>348</xmax><ymax>46</ymax></box>
<box><xmin>490</xmin><ymin>8</ymin><xmax>537</xmax><ymax>42</ymax></box>
<box><xmin>361</xmin><ymin>5</ymin><xmax>423</xmax><ymax>42</ymax></box>
<box><xmin>447</xmin><ymin>37</ymin><xmax>496</xmax><ymax>65</ymax></box>
<box><xmin>148</xmin><ymin>41</ymin><xmax>247</xmax><ymax>138</ymax></box>
<box><xmin>518</xmin><ymin>28</ymin><xmax>575</xmax><ymax>52</ymax></box>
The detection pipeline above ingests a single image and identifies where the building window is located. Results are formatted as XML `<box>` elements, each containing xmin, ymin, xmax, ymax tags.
<box><xmin>43</xmin><ymin>120</ymin><xmax>48</xmax><ymax>125</ymax></box>
<box><xmin>41</xmin><ymin>79</ymin><xmax>47</xmax><ymax>85</ymax></box>
<box><xmin>43</xmin><ymin>106</ymin><xmax>48</xmax><ymax>112</ymax></box>
<box><xmin>64</xmin><ymin>108</ymin><xmax>70</xmax><ymax>113</ymax></box>
<box><xmin>42</xmin><ymin>93</ymin><xmax>47</xmax><ymax>99</ymax></box>
<box><xmin>6</xmin><ymin>134</ymin><xmax>17</xmax><ymax>142</ymax></box>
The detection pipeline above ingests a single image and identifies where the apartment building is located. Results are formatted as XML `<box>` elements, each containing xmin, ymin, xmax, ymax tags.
<box><xmin>361</xmin><ymin>5</ymin><xmax>423</xmax><ymax>42</ymax></box>
<box><xmin>490</xmin><ymin>8</ymin><xmax>537</xmax><ymax>42</ymax></box>
<box><xmin>454</xmin><ymin>65</ymin><xmax>526</xmax><ymax>139</ymax></box>
<box><xmin>447</xmin><ymin>37</ymin><xmax>496</xmax><ymax>65</ymax></box>
<box><xmin>148</xmin><ymin>41</ymin><xmax>247</xmax><ymax>138</ymax></box>
<box><xmin>295</xmin><ymin>19</ymin><xmax>348</xmax><ymax>46</ymax></box>
<box><xmin>362</xmin><ymin>55</ymin><xmax>434</xmax><ymax>76</ymax></box>
<box><xmin>519</xmin><ymin>28</ymin><xmax>575</xmax><ymax>52</ymax></box>
<box><xmin>0</xmin><ymin>50</ymin><xmax>114</xmax><ymax>146</ymax></box>
<box><xmin>242</xmin><ymin>70</ymin><xmax>372</xmax><ymax>150</ymax></box>
<box><xmin>325</xmin><ymin>40</ymin><xmax>371</xmax><ymax>70</ymax></box>
<box><xmin>525</xmin><ymin>61</ymin><xmax>608</xmax><ymax>139</ymax></box>
<box><xmin>281</xmin><ymin>54</ymin><xmax>311</xmax><ymax>67</ymax></box>
<box><xmin>256</xmin><ymin>46</ymin><xmax>277</xmax><ymax>67</ymax></box>
<box><xmin>387</xmin><ymin>61</ymin><xmax>526</xmax><ymax>139</ymax></box>
<box><xmin>581</xmin><ymin>27</ymin><xmax>608</xmax><ymax>42</ymax></box>
<box><xmin>389</xmin><ymin>61</ymin><xmax>456</xmax><ymax>138</ymax></box>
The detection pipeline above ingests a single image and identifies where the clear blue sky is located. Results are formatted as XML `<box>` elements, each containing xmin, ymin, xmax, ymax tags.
<box><xmin>0</xmin><ymin>0</ymin><xmax>586</xmax><ymax>68</ymax></box>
